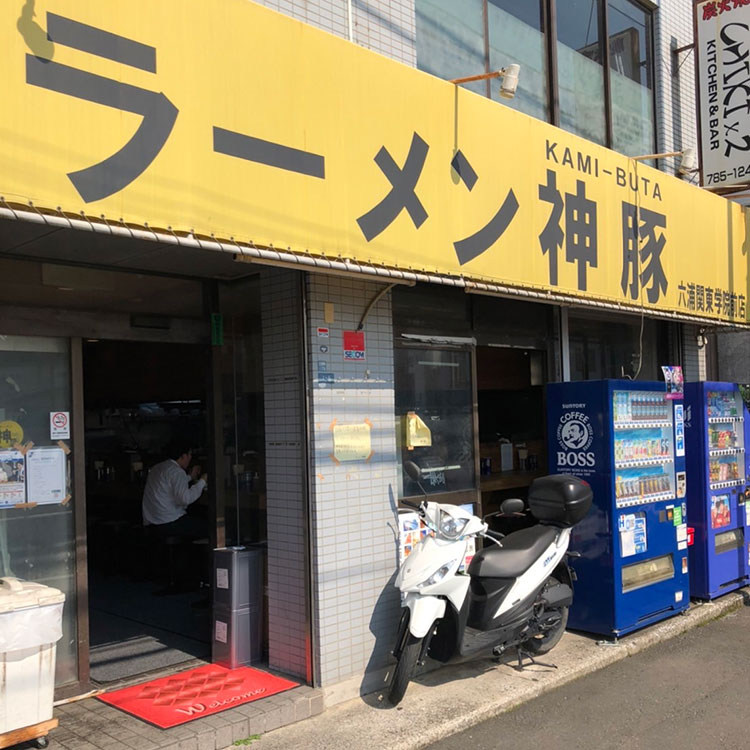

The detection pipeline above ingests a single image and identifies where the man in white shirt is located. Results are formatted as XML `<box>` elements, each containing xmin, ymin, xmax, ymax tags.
<box><xmin>142</xmin><ymin>443</ymin><xmax>207</xmax><ymax>540</ymax></box>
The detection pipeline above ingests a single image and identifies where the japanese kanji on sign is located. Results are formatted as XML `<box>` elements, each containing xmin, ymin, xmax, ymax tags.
<box><xmin>1</xmin><ymin>0</ymin><xmax>748</xmax><ymax>324</ymax></box>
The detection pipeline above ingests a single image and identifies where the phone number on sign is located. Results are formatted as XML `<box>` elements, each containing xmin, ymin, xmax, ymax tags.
<box><xmin>705</xmin><ymin>165</ymin><xmax>750</xmax><ymax>184</ymax></box>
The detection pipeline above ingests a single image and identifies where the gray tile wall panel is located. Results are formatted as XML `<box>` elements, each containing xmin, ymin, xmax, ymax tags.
<box><xmin>305</xmin><ymin>274</ymin><xmax>399</xmax><ymax>686</ymax></box>
<box><xmin>261</xmin><ymin>268</ymin><xmax>309</xmax><ymax>679</ymax></box>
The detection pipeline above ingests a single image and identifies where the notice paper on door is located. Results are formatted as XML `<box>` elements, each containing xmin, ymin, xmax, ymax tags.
<box><xmin>26</xmin><ymin>447</ymin><xmax>66</xmax><ymax>505</ymax></box>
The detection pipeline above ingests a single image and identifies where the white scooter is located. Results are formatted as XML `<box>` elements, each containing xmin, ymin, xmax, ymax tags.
<box><xmin>388</xmin><ymin>462</ymin><xmax>592</xmax><ymax>705</ymax></box>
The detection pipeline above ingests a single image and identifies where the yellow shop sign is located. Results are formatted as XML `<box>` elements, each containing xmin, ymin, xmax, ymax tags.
<box><xmin>1</xmin><ymin>0</ymin><xmax>748</xmax><ymax>323</ymax></box>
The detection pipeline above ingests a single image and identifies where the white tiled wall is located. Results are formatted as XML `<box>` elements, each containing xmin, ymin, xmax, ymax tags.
<box><xmin>654</xmin><ymin>2</ymin><xmax>698</xmax><ymax>178</ymax></box>
<box><xmin>655</xmin><ymin>3</ymin><xmax>710</xmax><ymax>380</ymax></box>
<box><xmin>253</xmin><ymin>0</ymin><xmax>416</xmax><ymax>66</ymax></box>
<box><xmin>681</xmin><ymin>324</ymin><xmax>707</xmax><ymax>381</ymax></box>
<box><xmin>305</xmin><ymin>275</ymin><xmax>400</xmax><ymax>691</ymax></box>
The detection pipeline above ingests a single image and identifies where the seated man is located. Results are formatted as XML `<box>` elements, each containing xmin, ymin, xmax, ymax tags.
<box><xmin>142</xmin><ymin>443</ymin><xmax>207</xmax><ymax>541</ymax></box>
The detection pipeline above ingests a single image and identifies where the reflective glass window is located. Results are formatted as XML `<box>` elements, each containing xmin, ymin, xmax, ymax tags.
<box><xmin>416</xmin><ymin>0</ymin><xmax>487</xmax><ymax>97</ymax></box>
<box><xmin>0</xmin><ymin>335</ymin><xmax>78</xmax><ymax>685</ymax></box>
<box><xmin>395</xmin><ymin>348</ymin><xmax>475</xmax><ymax>498</ymax></box>
<box><xmin>608</xmin><ymin>0</ymin><xmax>655</xmax><ymax>156</ymax></box>
<box><xmin>556</xmin><ymin>0</ymin><xmax>607</xmax><ymax>145</ymax></box>
<box><xmin>487</xmin><ymin>1</ymin><xmax>548</xmax><ymax>121</ymax></box>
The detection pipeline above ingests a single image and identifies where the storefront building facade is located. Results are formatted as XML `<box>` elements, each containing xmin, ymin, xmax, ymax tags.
<box><xmin>0</xmin><ymin>0</ymin><xmax>747</xmax><ymax>705</ymax></box>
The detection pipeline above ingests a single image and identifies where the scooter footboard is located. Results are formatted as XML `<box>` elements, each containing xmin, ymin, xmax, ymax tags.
<box><xmin>403</xmin><ymin>593</ymin><xmax>446</xmax><ymax>638</ymax></box>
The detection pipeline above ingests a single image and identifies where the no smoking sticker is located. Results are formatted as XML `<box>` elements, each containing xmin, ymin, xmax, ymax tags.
<box><xmin>50</xmin><ymin>411</ymin><xmax>70</xmax><ymax>440</ymax></box>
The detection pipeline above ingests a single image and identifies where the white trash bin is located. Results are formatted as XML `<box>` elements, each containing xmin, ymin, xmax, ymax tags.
<box><xmin>0</xmin><ymin>577</ymin><xmax>65</xmax><ymax>736</ymax></box>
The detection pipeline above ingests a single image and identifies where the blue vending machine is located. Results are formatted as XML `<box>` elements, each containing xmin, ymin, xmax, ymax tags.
<box><xmin>684</xmin><ymin>382</ymin><xmax>750</xmax><ymax>599</ymax></box>
<box><xmin>547</xmin><ymin>380</ymin><xmax>690</xmax><ymax>637</ymax></box>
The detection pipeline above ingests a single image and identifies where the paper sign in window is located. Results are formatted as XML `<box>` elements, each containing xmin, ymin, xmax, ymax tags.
<box><xmin>405</xmin><ymin>412</ymin><xmax>432</xmax><ymax>449</ymax></box>
<box><xmin>26</xmin><ymin>447</ymin><xmax>67</xmax><ymax>506</ymax></box>
<box><xmin>0</xmin><ymin>449</ymin><xmax>26</xmax><ymax>507</ymax></box>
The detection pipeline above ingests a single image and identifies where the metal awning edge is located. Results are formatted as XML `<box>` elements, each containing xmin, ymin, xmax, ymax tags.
<box><xmin>0</xmin><ymin>202</ymin><xmax>747</xmax><ymax>331</ymax></box>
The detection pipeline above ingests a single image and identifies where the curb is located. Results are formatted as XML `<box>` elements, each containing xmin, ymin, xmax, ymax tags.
<box><xmin>256</xmin><ymin>590</ymin><xmax>746</xmax><ymax>750</ymax></box>
<box><xmin>400</xmin><ymin>592</ymin><xmax>745</xmax><ymax>750</ymax></box>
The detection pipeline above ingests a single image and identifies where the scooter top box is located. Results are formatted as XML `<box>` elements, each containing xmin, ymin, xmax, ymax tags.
<box><xmin>528</xmin><ymin>475</ymin><xmax>592</xmax><ymax>527</ymax></box>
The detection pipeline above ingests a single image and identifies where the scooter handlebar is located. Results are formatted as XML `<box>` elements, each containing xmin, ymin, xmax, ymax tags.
<box><xmin>401</xmin><ymin>498</ymin><xmax>423</xmax><ymax>510</ymax></box>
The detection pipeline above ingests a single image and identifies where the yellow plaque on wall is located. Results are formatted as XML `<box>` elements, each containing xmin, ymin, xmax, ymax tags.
<box><xmin>333</xmin><ymin>423</ymin><xmax>372</xmax><ymax>462</ymax></box>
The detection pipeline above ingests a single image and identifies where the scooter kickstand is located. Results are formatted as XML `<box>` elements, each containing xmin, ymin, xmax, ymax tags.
<box><xmin>514</xmin><ymin>648</ymin><xmax>558</xmax><ymax>671</ymax></box>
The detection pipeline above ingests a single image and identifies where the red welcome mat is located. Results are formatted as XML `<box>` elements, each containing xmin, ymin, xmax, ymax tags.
<box><xmin>98</xmin><ymin>664</ymin><xmax>299</xmax><ymax>728</ymax></box>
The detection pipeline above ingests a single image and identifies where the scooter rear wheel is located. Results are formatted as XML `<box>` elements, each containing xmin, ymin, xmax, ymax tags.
<box><xmin>388</xmin><ymin>633</ymin><xmax>422</xmax><ymax>706</ymax></box>
<box><xmin>521</xmin><ymin>577</ymin><xmax>569</xmax><ymax>655</ymax></box>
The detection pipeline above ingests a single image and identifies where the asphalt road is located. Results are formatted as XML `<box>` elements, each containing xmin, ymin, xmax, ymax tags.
<box><xmin>428</xmin><ymin>600</ymin><xmax>750</xmax><ymax>750</ymax></box>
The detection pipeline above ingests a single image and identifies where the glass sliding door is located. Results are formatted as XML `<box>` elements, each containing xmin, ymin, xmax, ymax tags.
<box><xmin>0</xmin><ymin>335</ymin><xmax>78</xmax><ymax>685</ymax></box>
<box><xmin>395</xmin><ymin>346</ymin><xmax>476</xmax><ymax>501</ymax></box>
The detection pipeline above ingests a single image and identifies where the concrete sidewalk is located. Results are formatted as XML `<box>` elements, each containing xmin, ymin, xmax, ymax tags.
<box><xmin>254</xmin><ymin>591</ymin><xmax>747</xmax><ymax>750</ymax></box>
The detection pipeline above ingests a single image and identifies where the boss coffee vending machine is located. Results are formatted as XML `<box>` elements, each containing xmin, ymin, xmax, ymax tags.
<box><xmin>547</xmin><ymin>380</ymin><xmax>689</xmax><ymax>637</ymax></box>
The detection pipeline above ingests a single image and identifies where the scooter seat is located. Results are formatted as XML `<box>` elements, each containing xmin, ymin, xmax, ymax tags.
<box><xmin>468</xmin><ymin>526</ymin><xmax>558</xmax><ymax>579</ymax></box>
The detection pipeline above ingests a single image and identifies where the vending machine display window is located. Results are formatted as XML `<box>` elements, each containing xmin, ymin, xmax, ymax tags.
<box><xmin>613</xmin><ymin>390</ymin><xmax>676</xmax><ymax>508</ymax></box>
<box><xmin>622</xmin><ymin>554</ymin><xmax>674</xmax><ymax>594</ymax></box>
<box><xmin>714</xmin><ymin>528</ymin><xmax>744</xmax><ymax>555</ymax></box>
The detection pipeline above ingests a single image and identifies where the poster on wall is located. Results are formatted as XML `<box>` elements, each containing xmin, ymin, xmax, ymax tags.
<box><xmin>696</xmin><ymin>2</ymin><xmax>750</xmax><ymax>188</ymax></box>
<box><xmin>26</xmin><ymin>447</ymin><xmax>67</xmax><ymax>505</ymax></box>
<box><xmin>0</xmin><ymin>449</ymin><xmax>25</xmax><ymax>507</ymax></box>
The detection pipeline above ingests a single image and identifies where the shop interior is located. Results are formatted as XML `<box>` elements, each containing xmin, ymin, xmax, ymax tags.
<box><xmin>83</xmin><ymin>339</ymin><xmax>212</xmax><ymax>684</ymax></box>
<box><xmin>0</xmin><ymin>233</ymin><xmax>270</xmax><ymax>693</ymax></box>
<box><xmin>82</xmin><ymin>277</ymin><xmax>269</xmax><ymax>686</ymax></box>
<box><xmin>476</xmin><ymin>345</ymin><xmax>548</xmax><ymax>532</ymax></box>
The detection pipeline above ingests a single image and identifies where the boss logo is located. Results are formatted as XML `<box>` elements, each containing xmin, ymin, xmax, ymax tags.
<box><xmin>557</xmin><ymin>451</ymin><xmax>596</xmax><ymax>467</ymax></box>
<box><xmin>556</xmin><ymin>409</ymin><xmax>595</xmax><ymax>469</ymax></box>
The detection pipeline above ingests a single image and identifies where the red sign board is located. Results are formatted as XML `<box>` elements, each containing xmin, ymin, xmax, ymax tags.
<box><xmin>343</xmin><ymin>330</ymin><xmax>365</xmax><ymax>360</ymax></box>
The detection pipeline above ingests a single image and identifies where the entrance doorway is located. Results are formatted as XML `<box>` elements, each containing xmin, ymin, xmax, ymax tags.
<box><xmin>476</xmin><ymin>345</ymin><xmax>548</xmax><ymax>532</ymax></box>
<box><xmin>83</xmin><ymin>339</ymin><xmax>211</xmax><ymax>684</ymax></box>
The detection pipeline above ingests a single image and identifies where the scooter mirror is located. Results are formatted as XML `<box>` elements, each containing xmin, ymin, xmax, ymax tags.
<box><xmin>499</xmin><ymin>498</ymin><xmax>525</xmax><ymax>516</ymax></box>
<box><xmin>403</xmin><ymin>461</ymin><xmax>422</xmax><ymax>482</ymax></box>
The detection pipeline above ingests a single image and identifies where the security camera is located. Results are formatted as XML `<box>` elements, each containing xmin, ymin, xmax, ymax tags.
<box><xmin>679</xmin><ymin>148</ymin><xmax>697</xmax><ymax>175</ymax></box>
<box><xmin>500</xmin><ymin>64</ymin><xmax>520</xmax><ymax>99</ymax></box>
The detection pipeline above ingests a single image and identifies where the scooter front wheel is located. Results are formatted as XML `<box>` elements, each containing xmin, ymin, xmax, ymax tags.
<box><xmin>388</xmin><ymin>633</ymin><xmax>422</xmax><ymax>706</ymax></box>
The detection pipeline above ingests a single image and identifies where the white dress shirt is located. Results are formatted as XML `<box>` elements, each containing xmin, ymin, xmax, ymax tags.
<box><xmin>142</xmin><ymin>459</ymin><xmax>206</xmax><ymax>525</ymax></box>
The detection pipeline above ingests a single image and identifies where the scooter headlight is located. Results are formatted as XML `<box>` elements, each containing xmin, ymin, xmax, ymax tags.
<box><xmin>439</xmin><ymin>510</ymin><xmax>468</xmax><ymax>540</ymax></box>
<box><xmin>417</xmin><ymin>559</ymin><xmax>458</xmax><ymax>588</ymax></box>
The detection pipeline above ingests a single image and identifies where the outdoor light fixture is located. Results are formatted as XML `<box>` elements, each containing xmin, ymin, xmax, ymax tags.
<box><xmin>631</xmin><ymin>148</ymin><xmax>698</xmax><ymax>175</ymax></box>
<box><xmin>450</xmin><ymin>64</ymin><xmax>520</xmax><ymax>99</ymax></box>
